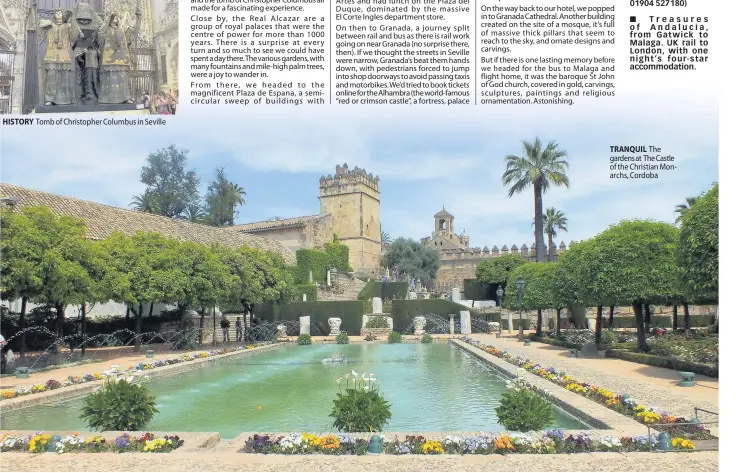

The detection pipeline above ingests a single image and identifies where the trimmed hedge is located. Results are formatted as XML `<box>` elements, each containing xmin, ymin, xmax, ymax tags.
<box><xmin>605</xmin><ymin>349</ymin><xmax>718</xmax><ymax>378</ymax></box>
<box><xmin>463</xmin><ymin>279</ymin><xmax>497</xmax><ymax>301</ymax></box>
<box><xmin>292</xmin><ymin>284</ymin><xmax>318</xmax><ymax>302</ymax></box>
<box><xmin>608</xmin><ymin>314</ymin><xmax>714</xmax><ymax>329</ymax></box>
<box><xmin>256</xmin><ymin>300</ymin><xmax>364</xmax><ymax>335</ymax></box>
<box><xmin>293</xmin><ymin>240</ymin><xmax>351</xmax><ymax>284</ymax></box>
<box><xmin>390</xmin><ymin>299</ymin><xmax>480</xmax><ymax>333</ymax></box>
<box><xmin>357</xmin><ymin>281</ymin><xmax>409</xmax><ymax>301</ymax></box>
<box><xmin>529</xmin><ymin>335</ymin><xmax>582</xmax><ymax>350</ymax></box>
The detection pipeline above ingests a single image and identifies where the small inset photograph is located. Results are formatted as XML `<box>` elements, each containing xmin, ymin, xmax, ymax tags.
<box><xmin>0</xmin><ymin>0</ymin><xmax>178</xmax><ymax>115</ymax></box>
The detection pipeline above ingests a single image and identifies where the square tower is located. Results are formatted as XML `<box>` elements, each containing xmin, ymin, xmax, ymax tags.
<box><xmin>319</xmin><ymin>164</ymin><xmax>381</xmax><ymax>277</ymax></box>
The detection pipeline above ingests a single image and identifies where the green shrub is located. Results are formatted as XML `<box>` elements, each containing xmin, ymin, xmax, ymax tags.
<box><xmin>365</xmin><ymin>316</ymin><xmax>390</xmax><ymax>329</ymax></box>
<box><xmin>80</xmin><ymin>378</ymin><xmax>158</xmax><ymax>431</ymax></box>
<box><xmin>391</xmin><ymin>299</ymin><xmax>482</xmax><ymax>332</ymax></box>
<box><xmin>297</xmin><ymin>334</ymin><xmax>312</xmax><ymax>345</ymax></box>
<box><xmin>495</xmin><ymin>378</ymin><xmax>555</xmax><ymax>432</ymax></box>
<box><xmin>420</xmin><ymin>333</ymin><xmax>433</xmax><ymax>344</ymax></box>
<box><xmin>599</xmin><ymin>330</ymin><xmax>617</xmax><ymax>346</ymax></box>
<box><xmin>292</xmin><ymin>284</ymin><xmax>318</xmax><ymax>302</ymax></box>
<box><xmin>335</xmin><ymin>332</ymin><xmax>349</xmax><ymax>344</ymax></box>
<box><xmin>357</xmin><ymin>281</ymin><xmax>409</xmax><ymax>301</ymax></box>
<box><xmin>330</xmin><ymin>373</ymin><xmax>391</xmax><ymax>432</ymax></box>
<box><xmin>364</xmin><ymin>333</ymin><xmax>377</xmax><ymax>342</ymax></box>
<box><xmin>387</xmin><ymin>331</ymin><xmax>402</xmax><ymax>344</ymax></box>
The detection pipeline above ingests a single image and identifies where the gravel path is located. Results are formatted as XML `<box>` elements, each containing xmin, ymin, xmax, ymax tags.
<box><xmin>0</xmin><ymin>451</ymin><xmax>719</xmax><ymax>472</ymax></box>
<box><xmin>471</xmin><ymin>335</ymin><xmax>719</xmax><ymax>422</ymax></box>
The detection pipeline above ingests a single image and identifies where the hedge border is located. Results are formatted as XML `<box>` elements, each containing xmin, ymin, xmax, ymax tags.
<box><xmin>604</xmin><ymin>349</ymin><xmax>718</xmax><ymax>378</ymax></box>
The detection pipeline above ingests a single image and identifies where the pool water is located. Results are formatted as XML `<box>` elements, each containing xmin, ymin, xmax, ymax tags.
<box><xmin>0</xmin><ymin>343</ymin><xmax>587</xmax><ymax>438</ymax></box>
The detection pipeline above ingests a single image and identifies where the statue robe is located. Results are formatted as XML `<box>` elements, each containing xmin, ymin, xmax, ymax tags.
<box><xmin>41</xmin><ymin>20</ymin><xmax>83</xmax><ymax>105</ymax></box>
<box><xmin>97</xmin><ymin>24</ymin><xmax>133</xmax><ymax>104</ymax></box>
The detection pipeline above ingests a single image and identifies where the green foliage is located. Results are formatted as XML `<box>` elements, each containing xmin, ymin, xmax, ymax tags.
<box><xmin>292</xmin><ymin>284</ymin><xmax>318</xmax><ymax>301</ymax></box>
<box><xmin>503</xmin><ymin>262</ymin><xmax>557</xmax><ymax>310</ymax></box>
<box><xmin>297</xmin><ymin>334</ymin><xmax>312</xmax><ymax>345</ymax></box>
<box><xmin>364</xmin><ymin>333</ymin><xmax>378</xmax><ymax>341</ymax></box>
<box><xmin>204</xmin><ymin>167</ymin><xmax>247</xmax><ymax>227</ymax></box>
<box><xmin>495</xmin><ymin>380</ymin><xmax>555</xmax><ymax>432</ymax></box>
<box><xmin>463</xmin><ymin>279</ymin><xmax>496</xmax><ymax>301</ymax></box>
<box><xmin>553</xmin><ymin>240</ymin><xmax>595</xmax><ymax>307</ymax></box>
<box><xmin>138</xmin><ymin>145</ymin><xmax>201</xmax><ymax>219</ymax></box>
<box><xmin>257</xmin><ymin>300</ymin><xmax>364</xmax><ymax>335</ymax></box>
<box><xmin>390</xmin><ymin>299</ymin><xmax>480</xmax><ymax>332</ymax></box>
<box><xmin>80</xmin><ymin>379</ymin><xmax>158</xmax><ymax>431</ymax></box>
<box><xmin>475</xmin><ymin>254</ymin><xmax>528</xmax><ymax>286</ymax></box>
<box><xmin>387</xmin><ymin>331</ymin><xmax>402</xmax><ymax>344</ymax></box>
<box><xmin>330</xmin><ymin>374</ymin><xmax>392</xmax><ymax>432</ymax></box>
<box><xmin>382</xmin><ymin>237</ymin><xmax>440</xmax><ymax>283</ymax></box>
<box><xmin>357</xmin><ymin>281</ymin><xmax>409</xmax><ymax>301</ymax></box>
<box><xmin>294</xmin><ymin>240</ymin><xmax>351</xmax><ymax>285</ymax></box>
<box><xmin>586</xmin><ymin>220</ymin><xmax>680</xmax><ymax>306</ymax></box>
<box><xmin>421</xmin><ymin>333</ymin><xmax>433</xmax><ymax>344</ymax></box>
<box><xmin>677</xmin><ymin>184</ymin><xmax>718</xmax><ymax>301</ymax></box>
<box><xmin>335</xmin><ymin>332</ymin><xmax>349</xmax><ymax>344</ymax></box>
<box><xmin>365</xmin><ymin>316</ymin><xmax>390</xmax><ymax>329</ymax></box>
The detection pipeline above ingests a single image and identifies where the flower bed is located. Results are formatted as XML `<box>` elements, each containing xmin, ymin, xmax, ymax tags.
<box><xmin>240</xmin><ymin>432</ymin><xmax>694</xmax><ymax>455</ymax></box>
<box><xmin>461</xmin><ymin>337</ymin><xmax>715</xmax><ymax>440</ymax></box>
<box><xmin>0</xmin><ymin>344</ymin><xmax>267</xmax><ymax>401</ymax></box>
<box><xmin>0</xmin><ymin>432</ymin><xmax>183</xmax><ymax>454</ymax></box>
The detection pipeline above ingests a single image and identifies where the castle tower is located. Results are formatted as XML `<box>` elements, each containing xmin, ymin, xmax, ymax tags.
<box><xmin>319</xmin><ymin>164</ymin><xmax>381</xmax><ymax>277</ymax></box>
<box><xmin>434</xmin><ymin>207</ymin><xmax>454</xmax><ymax>234</ymax></box>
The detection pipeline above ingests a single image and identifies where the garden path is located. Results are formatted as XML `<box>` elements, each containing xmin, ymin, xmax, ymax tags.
<box><xmin>472</xmin><ymin>334</ymin><xmax>719</xmax><ymax>424</ymax></box>
<box><xmin>0</xmin><ymin>450</ymin><xmax>719</xmax><ymax>471</ymax></box>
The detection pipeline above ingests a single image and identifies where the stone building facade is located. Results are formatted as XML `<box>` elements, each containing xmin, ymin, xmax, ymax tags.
<box><xmin>228</xmin><ymin>164</ymin><xmax>383</xmax><ymax>278</ymax></box>
<box><xmin>420</xmin><ymin>208</ymin><xmax>568</xmax><ymax>293</ymax></box>
<box><xmin>0</xmin><ymin>0</ymin><xmax>177</xmax><ymax>114</ymax></box>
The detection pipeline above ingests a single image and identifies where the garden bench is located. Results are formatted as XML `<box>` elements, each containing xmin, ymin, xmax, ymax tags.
<box><xmin>568</xmin><ymin>348</ymin><xmax>579</xmax><ymax>358</ymax></box>
<box><xmin>678</xmin><ymin>371</ymin><xmax>696</xmax><ymax>387</ymax></box>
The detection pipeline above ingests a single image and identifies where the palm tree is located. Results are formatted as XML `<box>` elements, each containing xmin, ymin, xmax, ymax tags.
<box><xmin>381</xmin><ymin>230</ymin><xmax>392</xmax><ymax>245</ymax></box>
<box><xmin>182</xmin><ymin>203</ymin><xmax>205</xmax><ymax>223</ymax></box>
<box><xmin>205</xmin><ymin>168</ymin><xmax>247</xmax><ymax>226</ymax></box>
<box><xmin>502</xmin><ymin>138</ymin><xmax>570</xmax><ymax>262</ymax></box>
<box><xmin>225</xmin><ymin>182</ymin><xmax>247</xmax><ymax>226</ymax></box>
<box><xmin>675</xmin><ymin>197</ymin><xmax>697</xmax><ymax>224</ymax></box>
<box><xmin>129</xmin><ymin>192</ymin><xmax>159</xmax><ymax>213</ymax></box>
<box><xmin>542</xmin><ymin>207</ymin><xmax>568</xmax><ymax>261</ymax></box>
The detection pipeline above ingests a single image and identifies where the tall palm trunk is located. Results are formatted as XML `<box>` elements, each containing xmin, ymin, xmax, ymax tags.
<box><xmin>533</xmin><ymin>181</ymin><xmax>545</xmax><ymax>262</ymax></box>
<box><xmin>672</xmin><ymin>304</ymin><xmax>678</xmax><ymax>330</ymax></box>
<box><xmin>633</xmin><ymin>301</ymin><xmax>648</xmax><ymax>352</ymax></box>
<box><xmin>19</xmin><ymin>296</ymin><xmax>27</xmax><ymax>358</ymax></box>
<box><xmin>595</xmin><ymin>305</ymin><xmax>603</xmax><ymax>345</ymax></box>
<box><xmin>547</xmin><ymin>231</ymin><xmax>554</xmax><ymax>261</ymax></box>
<box><xmin>683</xmin><ymin>302</ymin><xmax>691</xmax><ymax>330</ymax></box>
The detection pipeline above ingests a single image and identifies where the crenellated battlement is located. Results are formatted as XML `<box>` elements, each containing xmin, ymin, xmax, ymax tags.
<box><xmin>319</xmin><ymin>163</ymin><xmax>380</xmax><ymax>193</ymax></box>
<box><xmin>435</xmin><ymin>240</ymin><xmax>576</xmax><ymax>261</ymax></box>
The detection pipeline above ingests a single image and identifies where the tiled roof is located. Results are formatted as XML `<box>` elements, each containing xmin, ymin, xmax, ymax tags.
<box><xmin>229</xmin><ymin>214</ymin><xmax>330</xmax><ymax>232</ymax></box>
<box><xmin>0</xmin><ymin>183</ymin><xmax>295</xmax><ymax>264</ymax></box>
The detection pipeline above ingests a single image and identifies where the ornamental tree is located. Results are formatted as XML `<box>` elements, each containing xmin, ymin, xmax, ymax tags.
<box><xmin>584</xmin><ymin>220</ymin><xmax>680</xmax><ymax>352</ymax></box>
<box><xmin>504</xmin><ymin>262</ymin><xmax>557</xmax><ymax>336</ymax></box>
<box><xmin>475</xmin><ymin>253</ymin><xmax>528</xmax><ymax>287</ymax></box>
<box><xmin>0</xmin><ymin>208</ymin><xmax>45</xmax><ymax>357</ymax></box>
<box><xmin>382</xmin><ymin>237</ymin><xmax>440</xmax><ymax>284</ymax></box>
<box><xmin>677</xmin><ymin>183</ymin><xmax>718</xmax><ymax>303</ymax></box>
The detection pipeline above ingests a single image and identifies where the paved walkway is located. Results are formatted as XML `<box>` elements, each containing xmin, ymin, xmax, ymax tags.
<box><xmin>0</xmin><ymin>451</ymin><xmax>719</xmax><ymax>471</ymax></box>
<box><xmin>472</xmin><ymin>334</ymin><xmax>719</xmax><ymax>421</ymax></box>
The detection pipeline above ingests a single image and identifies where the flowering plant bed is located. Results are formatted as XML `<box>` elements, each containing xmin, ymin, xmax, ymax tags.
<box><xmin>0</xmin><ymin>432</ymin><xmax>184</xmax><ymax>454</ymax></box>
<box><xmin>240</xmin><ymin>431</ymin><xmax>695</xmax><ymax>455</ymax></box>
<box><xmin>461</xmin><ymin>338</ymin><xmax>715</xmax><ymax>440</ymax></box>
<box><xmin>0</xmin><ymin>344</ymin><xmax>269</xmax><ymax>401</ymax></box>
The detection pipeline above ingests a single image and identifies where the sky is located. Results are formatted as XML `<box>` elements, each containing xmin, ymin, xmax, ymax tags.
<box><xmin>0</xmin><ymin>90</ymin><xmax>718</xmax><ymax>250</ymax></box>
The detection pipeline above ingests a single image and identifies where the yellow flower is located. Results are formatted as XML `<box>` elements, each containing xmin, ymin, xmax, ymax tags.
<box><xmin>672</xmin><ymin>438</ymin><xmax>694</xmax><ymax>450</ymax></box>
<box><xmin>421</xmin><ymin>441</ymin><xmax>444</xmax><ymax>454</ymax></box>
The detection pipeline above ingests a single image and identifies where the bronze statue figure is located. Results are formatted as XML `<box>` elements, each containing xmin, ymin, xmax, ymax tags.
<box><xmin>97</xmin><ymin>11</ymin><xmax>140</xmax><ymax>104</ymax></box>
<box><xmin>39</xmin><ymin>9</ymin><xmax>84</xmax><ymax>106</ymax></box>
<box><xmin>73</xmin><ymin>3</ymin><xmax>103</xmax><ymax>104</ymax></box>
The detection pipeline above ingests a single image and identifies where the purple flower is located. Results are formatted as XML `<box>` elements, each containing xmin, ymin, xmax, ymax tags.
<box><xmin>544</xmin><ymin>429</ymin><xmax>565</xmax><ymax>441</ymax></box>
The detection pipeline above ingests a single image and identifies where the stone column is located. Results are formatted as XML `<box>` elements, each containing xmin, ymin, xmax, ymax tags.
<box><xmin>451</xmin><ymin>288</ymin><xmax>461</xmax><ymax>301</ymax></box>
<box><xmin>460</xmin><ymin>311</ymin><xmax>471</xmax><ymax>335</ymax></box>
<box><xmin>300</xmin><ymin>316</ymin><xmax>311</xmax><ymax>335</ymax></box>
<box><xmin>327</xmin><ymin>270</ymin><xmax>331</xmax><ymax>286</ymax></box>
<box><xmin>302</xmin><ymin>294</ymin><xmax>307</xmax><ymax>301</ymax></box>
<box><xmin>507</xmin><ymin>309</ymin><xmax>514</xmax><ymax>334</ymax></box>
<box><xmin>328</xmin><ymin>318</ymin><xmax>342</xmax><ymax>336</ymax></box>
<box><xmin>449</xmin><ymin>314</ymin><xmax>455</xmax><ymax>334</ymax></box>
<box><xmin>309</xmin><ymin>270</ymin><xmax>313</xmax><ymax>283</ymax></box>
<box><xmin>372</xmin><ymin>297</ymin><xmax>382</xmax><ymax>314</ymax></box>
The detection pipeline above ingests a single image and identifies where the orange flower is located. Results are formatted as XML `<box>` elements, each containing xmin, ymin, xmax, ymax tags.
<box><xmin>494</xmin><ymin>435</ymin><xmax>515</xmax><ymax>451</ymax></box>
